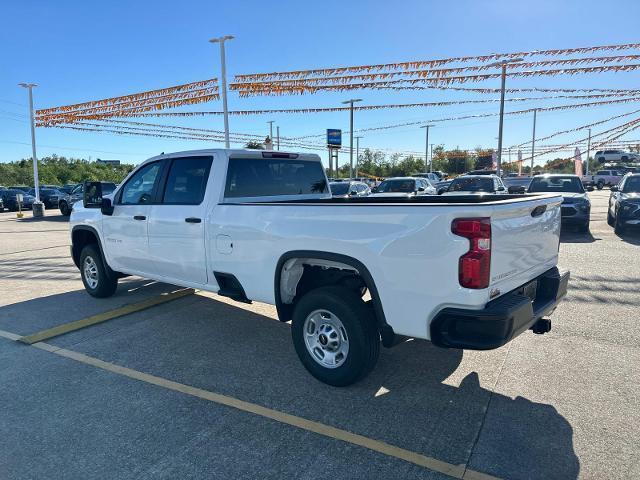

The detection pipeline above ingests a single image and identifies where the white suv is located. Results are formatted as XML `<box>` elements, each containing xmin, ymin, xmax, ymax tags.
<box><xmin>595</xmin><ymin>150</ymin><xmax>640</xmax><ymax>164</ymax></box>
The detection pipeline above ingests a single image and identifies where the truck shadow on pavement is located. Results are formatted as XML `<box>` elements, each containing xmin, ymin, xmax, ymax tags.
<box><xmin>1</xmin><ymin>288</ymin><xmax>579</xmax><ymax>480</ymax></box>
<box><xmin>559</xmin><ymin>229</ymin><xmax>599</xmax><ymax>243</ymax></box>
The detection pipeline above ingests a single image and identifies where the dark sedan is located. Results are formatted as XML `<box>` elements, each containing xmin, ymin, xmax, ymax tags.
<box><xmin>528</xmin><ymin>174</ymin><xmax>591</xmax><ymax>232</ymax></box>
<box><xmin>608</xmin><ymin>174</ymin><xmax>640</xmax><ymax>234</ymax></box>
<box><xmin>28</xmin><ymin>188</ymin><xmax>64</xmax><ymax>209</ymax></box>
<box><xmin>1</xmin><ymin>189</ymin><xmax>36</xmax><ymax>211</ymax></box>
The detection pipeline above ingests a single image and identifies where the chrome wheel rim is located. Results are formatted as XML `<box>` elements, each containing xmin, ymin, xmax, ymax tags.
<box><xmin>83</xmin><ymin>256</ymin><xmax>99</xmax><ymax>289</ymax></box>
<box><xmin>303</xmin><ymin>309</ymin><xmax>349</xmax><ymax>369</ymax></box>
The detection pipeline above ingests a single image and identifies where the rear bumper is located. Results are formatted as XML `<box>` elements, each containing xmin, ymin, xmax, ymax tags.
<box><xmin>430</xmin><ymin>267</ymin><xmax>570</xmax><ymax>350</ymax></box>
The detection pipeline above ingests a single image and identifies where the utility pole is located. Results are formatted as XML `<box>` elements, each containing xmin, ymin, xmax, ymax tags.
<box><xmin>276</xmin><ymin>126</ymin><xmax>280</xmax><ymax>151</ymax></box>
<box><xmin>19</xmin><ymin>83</ymin><xmax>42</xmax><ymax>215</ymax></box>
<box><xmin>487</xmin><ymin>58</ymin><xmax>523</xmax><ymax>176</ymax></box>
<box><xmin>354</xmin><ymin>136</ymin><xmax>363</xmax><ymax>177</ymax></box>
<box><xmin>586</xmin><ymin>128</ymin><xmax>592</xmax><ymax>176</ymax></box>
<box><xmin>420</xmin><ymin>125</ymin><xmax>433</xmax><ymax>174</ymax></box>
<box><xmin>342</xmin><ymin>99</ymin><xmax>362</xmax><ymax>179</ymax></box>
<box><xmin>531</xmin><ymin>108</ymin><xmax>537</xmax><ymax>174</ymax></box>
<box><xmin>209</xmin><ymin>35</ymin><xmax>234</xmax><ymax>148</ymax></box>
<box><xmin>267</xmin><ymin>120</ymin><xmax>274</xmax><ymax>143</ymax></box>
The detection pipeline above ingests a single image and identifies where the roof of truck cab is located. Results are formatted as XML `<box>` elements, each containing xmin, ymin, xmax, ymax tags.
<box><xmin>145</xmin><ymin>149</ymin><xmax>320</xmax><ymax>162</ymax></box>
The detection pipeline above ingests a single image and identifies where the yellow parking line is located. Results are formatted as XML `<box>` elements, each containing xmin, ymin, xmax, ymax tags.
<box><xmin>18</xmin><ymin>288</ymin><xmax>195</xmax><ymax>345</ymax></box>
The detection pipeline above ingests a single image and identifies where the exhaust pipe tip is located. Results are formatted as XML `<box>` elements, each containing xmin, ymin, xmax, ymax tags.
<box><xmin>530</xmin><ymin>318</ymin><xmax>552</xmax><ymax>335</ymax></box>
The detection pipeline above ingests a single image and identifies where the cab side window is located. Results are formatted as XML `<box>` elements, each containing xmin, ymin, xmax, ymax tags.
<box><xmin>120</xmin><ymin>162</ymin><xmax>161</xmax><ymax>205</ymax></box>
<box><xmin>162</xmin><ymin>157</ymin><xmax>213</xmax><ymax>205</ymax></box>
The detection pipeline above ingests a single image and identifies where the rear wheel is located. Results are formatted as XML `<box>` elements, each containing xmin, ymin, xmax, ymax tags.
<box><xmin>80</xmin><ymin>244</ymin><xmax>118</xmax><ymax>298</ymax></box>
<box><xmin>291</xmin><ymin>286</ymin><xmax>380</xmax><ymax>387</ymax></box>
<box><xmin>597</xmin><ymin>181</ymin><xmax>604</xmax><ymax>190</ymax></box>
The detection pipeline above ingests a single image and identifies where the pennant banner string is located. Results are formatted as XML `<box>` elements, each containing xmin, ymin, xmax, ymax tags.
<box><xmin>234</xmin><ymin>43</ymin><xmax>640</xmax><ymax>81</ymax></box>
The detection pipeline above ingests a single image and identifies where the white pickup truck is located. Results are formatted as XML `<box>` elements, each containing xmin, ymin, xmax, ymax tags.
<box><xmin>71</xmin><ymin>149</ymin><xmax>569</xmax><ymax>386</ymax></box>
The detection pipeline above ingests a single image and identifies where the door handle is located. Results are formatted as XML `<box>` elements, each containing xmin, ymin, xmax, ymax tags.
<box><xmin>133</xmin><ymin>215</ymin><xmax>146</xmax><ymax>221</ymax></box>
<box><xmin>185</xmin><ymin>217</ymin><xmax>202</xmax><ymax>223</ymax></box>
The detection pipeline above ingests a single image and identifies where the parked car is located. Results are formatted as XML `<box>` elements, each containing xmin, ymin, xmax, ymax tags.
<box><xmin>59</xmin><ymin>182</ymin><xmax>116</xmax><ymax>216</ymax></box>
<box><xmin>442</xmin><ymin>175</ymin><xmax>507</xmax><ymax>196</ymax></box>
<box><xmin>370</xmin><ymin>177</ymin><xmax>436</xmax><ymax>197</ymax></box>
<box><xmin>60</xmin><ymin>183</ymin><xmax>80</xmax><ymax>194</ymax></box>
<box><xmin>503</xmin><ymin>176</ymin><xmax>533</xmax><ymax>194</ymax></box>
<box><xmin>8</xmin><ymin>185</ymin><xmax>31</xmax><ymax>193</ymax></box>
<box><xmin>582</xmin><ymin>170</ymin><xmax>624</xmax><ymax>190</ymax></box>
<box><xmin>594</xmin><ymin>150</ymin><xmax>640</xmax><ymax>163</ymax></box>
<box><xmin>0</xmin><ymin>189</ymin><xmax>36</xmax><ymax>211</ymax></box>
<box><xmin>435</xmin><ymin>180</ymin><xmax>452</xmax><ymax>195</ymax></box>
<box><xmin>0</xmin><ymin>196</ymin><xmax>4</xmax><ymax>212</ymax></box>
<box><xmin>329</xmin><ymin>181</ymin><xmax>370</xmax><ymax>198</ymax></box>
<box><xmin>27</xmin><ymin>188</ymin><xmax>64</xmax><ymax>209</ymax></box>
<box><xmin>412</xmin><ymin>172</ymin><xmax>441</xmax><ymax>183</ymax></box>
<box><xmin>70</xmin><ymin>148</ymin><xmax>568</xmax><ymax>386</ymax></box>
<box><xmin>528</xmin><ymin>174</ymin><xmax>591</xmax><ymax>232</ymax></box>
<box><xmin>464</xmin><ymin>170</ymin><xmax>498</xmax><ymax>176</ymax></box>
<box><xmin>608</xmin><ymin>173</ymin><xmax>640</xmax><ymax>234</ymax></box>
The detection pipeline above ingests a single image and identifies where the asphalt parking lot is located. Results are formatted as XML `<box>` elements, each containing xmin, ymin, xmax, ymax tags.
<box><xmin>0</xmin><ymin>190</ymin><xmax>638</xmax><ymax>480</ymax></box>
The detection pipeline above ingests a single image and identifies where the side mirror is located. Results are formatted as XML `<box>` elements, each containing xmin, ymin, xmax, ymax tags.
<box><xmin>349</xmin><ymin>190</ymin><xmax>357</xmax><ymax>196</ymax></box>
<box><xmin>101</xmin><ymin>197</ymin><xmax>114</xmax><ymax>216</ymax></box>
<box><xmin>371</xmin><ymin>187</ymin><xmax>378</xmax><ymax>193</ymax></box>
<box><xmin>497</xmin><ymin>186</ymin><xmax>505</xmax><ymax>192</ymax></box>
<box><xmin>610</xmin><ymin>185</ymin><xmax>618</xmax><ymax>192</ymax></box>
<box><xmin>508</xmin><ymin>186</ymin><xmax>525</xmax><ymax>194</ymax></box>
<box><xmin>83</xmin><ymin>181</ymin><xmax>103</xmax><ymax>208</ymax></box>
<box><xmin>587</xmin><ymin>186</ymin><xmax>595</xmax><ymax>192</ymax></box>
<box><xmin>417</xmin><ymin>187</ymin><xmax>425</xmax><ymax>192</ymax></box>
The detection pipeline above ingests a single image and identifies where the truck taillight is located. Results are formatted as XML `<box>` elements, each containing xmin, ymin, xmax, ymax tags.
<box><xmin>451</xmin><ymin>218</ymin><xmax>491</xmax><ymax>289</ymax></box>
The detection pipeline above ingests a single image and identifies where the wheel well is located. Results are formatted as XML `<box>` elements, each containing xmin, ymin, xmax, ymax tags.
<box><xmin>274</xmin><ymin>252</ymin><xmax>396</xmax><ymax>347</ymax></box>
<box><xmin>71</xmin><ymin>228</ymin><xmax>99</xmax><ymax>268</ymax></box>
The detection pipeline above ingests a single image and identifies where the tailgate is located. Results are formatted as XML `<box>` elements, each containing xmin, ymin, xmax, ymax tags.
<box><xmin>489</xmin><ymin>194</ymin><xmax>562</xmax><ymax>296</ymax></box>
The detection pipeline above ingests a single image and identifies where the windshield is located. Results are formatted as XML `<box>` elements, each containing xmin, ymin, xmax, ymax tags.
<box><xmin>330</xmin><ymin>183</ymin><xmax>350</xmax><ymax>195</ymax></box>
<box><xmin>449</xmin><ymin>177</ymin><xmax>494</xmax><ymax>192</ymax></box>
<box><xmin>376</xmin><ymin>179</ymin><xmax>415</xmax><ymax>193</ymax></box>
<box><xmin>622</xmin><ymin>176</ymin><xmax>640</xmax><ymax>193</ymax></box>
<box><xmin>528</xmin><ymin>176</ymin><xmax>585</xmax><ymax>193</ymax></box>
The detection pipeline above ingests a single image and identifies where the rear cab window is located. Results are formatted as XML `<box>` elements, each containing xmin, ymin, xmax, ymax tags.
<box><xmin>224</xmin><ymin>156</ymin><xmax>328</xmax><ymax>200</ymax></box>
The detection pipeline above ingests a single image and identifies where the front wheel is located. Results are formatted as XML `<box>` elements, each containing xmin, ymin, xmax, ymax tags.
<box><xmin>59</xmin><ymin>201</ymin><xmax>70</xmax><ymax>216</ymax></box>
<box><xmin>614</xmin><ymin>216</ymin><xmax>626</xmax><ymax>235</ymax></box>
<box><xmin>291</xmin><ymin>286</ymin><xmax>380</xmax><ymax>387</ymax></box>
<box><xmin>80</xmin><ymin>244</ymin><xmax>118</xmax><ymax>298</ymax></box>
<box><xmin>597</xmin><ymin>181</ymin><xmax>604</xmax><ymax>190</ymax></box>
<box><xmin>607</xmin><ymin>210</ymin><xmax>615</xmax><ymax>226</ymax></box>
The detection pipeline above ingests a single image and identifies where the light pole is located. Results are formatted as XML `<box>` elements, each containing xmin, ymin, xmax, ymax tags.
<box><xmin>530</xmin><ymin>109</ymin><xmax>537</xmax><ymax>174</ymax></box>
<box><xmin>342</xmin><ymin>99</ymin><xmax>362</xmax><ymax>179</ymax></box>
<box><xmin>276</xmin><ymin>126</ymin><xmax>280</xmax><ymax>151</ymax></box>
<box><xmin>430</xmin><ymin>144</ymin><xmax>434</xmax><ymax>172</ymax></box>
<box><xmin>420</xmin><ymin>125</ymin><xmax>433</xmax><ymax>173</ymax></box>
<box><xmin>267</xmin><ymin>120</ymin><xmax>275</xmax><ymax>143</ymax></box>
<box><xmin>18</xmin><ymin>83</ymin><xmax>42</xmax><ymax>212</ymax></box>
<box><xmin>354</xmin><ymin>136</ymin><xmax>363</xmax><ymax>177</ymax></box>
<box><xmin>586</xmin><ymin>128</ymin><xmax>592</xmax><ymax>176</ymax></box>
<box><xmin>209</xmin><ymin>35</ymin><xmax>234</xmax><ymax>148</ymax></box>
<box><xmin>487</xmin><ymin>58</ymin><xmax>523</xmax><ymax>176</ymax></box>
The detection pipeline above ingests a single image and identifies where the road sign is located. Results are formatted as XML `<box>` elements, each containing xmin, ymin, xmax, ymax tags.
<box><xmin>327</xmin><ymin>129</ymin><xmax>342</xmax><ymax>148</ymax></box>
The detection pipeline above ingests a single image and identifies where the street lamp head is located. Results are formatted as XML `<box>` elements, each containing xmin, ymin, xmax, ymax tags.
<box><xmin>486</xmin><ymin>57</ymin><xmax>524</xmax><ymax>68</ymax></box>
<box><xmin>209</xmin><ymin>35</ymin><xmax>234</xmax><ymax>43</ymax></box>
<box><xmin>18</xmin><ymin>83</ymin><xmax>38</xmax><ymax>88</ymax></box>
<box><xmin>420</xmin><ymin>124</ymin><xmax>434</xmax><ymax>129</ymax></box>
<box><xmin>341</xmin><ymin>98</ymin><xmax>363</xmax><ymax>105</ymax></box>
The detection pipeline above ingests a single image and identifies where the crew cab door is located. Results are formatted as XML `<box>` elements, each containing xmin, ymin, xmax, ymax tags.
<box><xmin>147</xmin><ymin>156</ymin><xmax>213</xmax><ymax>285</ymax></box>
<box><xmin>103</xmin><ymin>161</ymin><xmax>163</xmax><ymax>274</ymax></box>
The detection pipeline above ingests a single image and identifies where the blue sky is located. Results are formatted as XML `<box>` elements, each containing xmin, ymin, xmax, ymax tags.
<box><xmin>2</xmin><ymin>0</ymin><xmax>640</xmax><ymax>167</ymax></box>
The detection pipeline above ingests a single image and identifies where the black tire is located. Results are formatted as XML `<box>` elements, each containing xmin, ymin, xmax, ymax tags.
<box><xmin>607</xmin><ymin>210</ymin><xmax>615</xmax><ymax>227</ymax></box>
<box><xmin>614</xmin><ymin>215</ymin><xmax>626</xmax><ymax>235</ymax></box>
<box><xmin>79</xmin><ymin>244</ymin><xmax>118</xmax><ymax>298</ymax></box>
<box><xmin>597</xmin><ymin>181</ymin><xmax>604</xmax><ymax>190</ymax></box>
<box><xmin>59</xmin><ymin>201</ymin><xmax>70</xmax><ymax>216</ymax></box>
<box><xmin>291</xmin><ymin>286</ymin><xmax>380</xmax><ymax>387</ymax></box>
